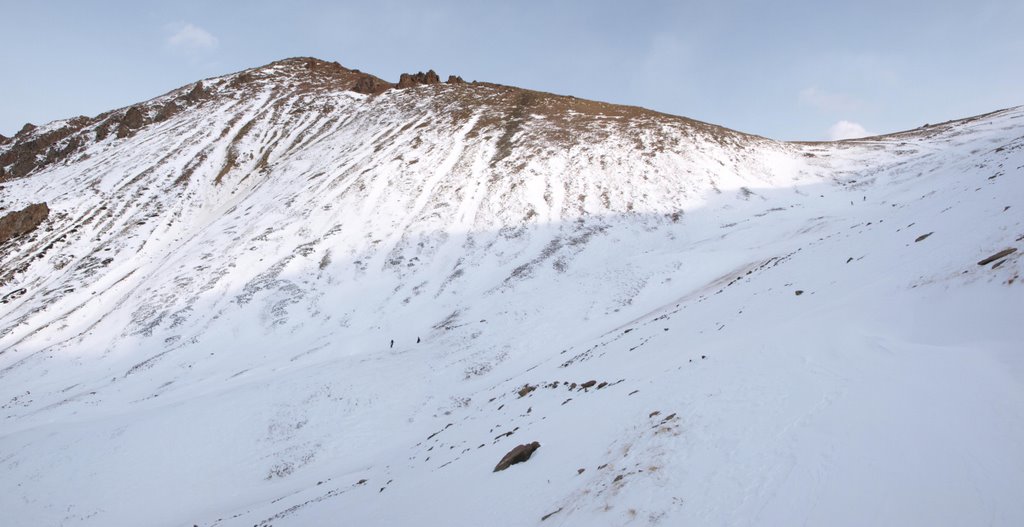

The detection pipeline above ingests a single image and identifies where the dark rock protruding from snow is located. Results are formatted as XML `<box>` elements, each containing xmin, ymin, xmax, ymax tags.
<box><xmin>1</xmin><ymin>118</ymin><xmax>89</xmax><ymax>181</ymax></box>
<box><xmin>493</xmin><ymin>441</ymin><xmax>541</xmax><ymax>472</ymax></box>
<box><xmin>447</xmin><ymin>75</ymin><xmax>466</xmax><ymax>84</ymax></box>
<box><xmin>183</xmin><ymin>82</ymin><xmax>210</xmax><ymax>103</ymax></box>
<box><xmin>116</xmin><ymin>107</ymin><xmax>146</xmax><ymax>138</ymax></box>
<box><xmin>397</xmin><ymin>70</ymin><xmax>441</xmax><ymax>89</ymax></box>
<box><xmin>351</xmin><ymin>74</ymin><xmax>392</xmax><ymax>95</ymax></box>
<box><xmin>977</xmin><ymin>248</ymin><xmax>1017</xmax><ymax>266</ymax></box>
<box><xmin>16</xmin><ymin>123</ymin><xmax>36</xmax><ymax>136</ymax></box>
<box><xmin>0</xmin><ymin>202</ymin><xmax>49</xmax><ymax>245</ymax></box>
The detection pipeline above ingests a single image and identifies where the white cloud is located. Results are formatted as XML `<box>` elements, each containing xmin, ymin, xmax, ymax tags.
<box><xmin>799</xmin><ymin>86</ymin><xmax>861</xmax><ymax>113</ymax></box>
<box><xmin>166</xmin><ymin>23</ymin><xmax>219</xmax><ymax>52</ymax></box>
<box><xmin>827</xmin><ymin>120</ymin><xmax>872</xmax><ymax>140</ymax></box>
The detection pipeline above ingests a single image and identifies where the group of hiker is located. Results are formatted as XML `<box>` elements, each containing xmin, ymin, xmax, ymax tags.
<box><xmin>390</xmin><ymin>336</ymin><xmax>421</xmax><ymax>348</ymax></box>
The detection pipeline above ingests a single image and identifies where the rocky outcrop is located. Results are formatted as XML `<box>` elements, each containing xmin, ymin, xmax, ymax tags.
<box><xmin>351</xmin><ymin>74</ymin><xmax>391</xmax><ymax>95</ymax></box>
<box><xmin>183</xmin><ymin>82</ymin><xmax>210</xmax><ymax>103</ymax></box>
<box><xmin>116</xmin><ymin>106</ymin><xmax>147</xmax><ymax>139</ymax></box>
<box><xmin>0</xmin><ymin>119</ymin><xmax>89</xmax><ymax>182</ymax></box>
<box><xmin>17</xmin><ymin>123</ymin><xmax>37</xmax><ymax>136</ymax></box>
<box><xmin>493</xmin><ymin>441</ymin><xmax>541</xmax><ymax>472</ymax></box>
<box><xmin>447</xmin><ymin>75</ymin><xmax>466</xmax><ymax>84</ymax></box>
<box><xmin>154</xmin><ymin>101</ymin><xmax>180</xmax><ymax>123</ymax></box>
<box><xmin>397</xmin><ymin>70</ymin><xmax>441</xmax><ymax>89</ymax></box>
<box><xmin>0</xmin><ymin>202</ymin><xmax>49</xmax><ymax>245</ymax></box>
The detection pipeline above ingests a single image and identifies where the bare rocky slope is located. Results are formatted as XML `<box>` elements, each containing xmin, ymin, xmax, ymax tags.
<box><xmin>1</xmin><ymin>57</ymin><xmax>1022</xmax><ymax>527</ymax></box>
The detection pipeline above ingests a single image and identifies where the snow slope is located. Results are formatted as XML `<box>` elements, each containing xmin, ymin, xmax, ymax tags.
<box><xmin>1</xmin><ymin>58</ymin><xmax>1022</xmax><ymax>526</ymax></box>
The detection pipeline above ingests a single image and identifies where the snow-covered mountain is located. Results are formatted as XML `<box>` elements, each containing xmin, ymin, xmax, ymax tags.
<box><xmin>1</xmin><ymin>57</ymin><xmax>1022</xmax><ymax>526</ymax></box>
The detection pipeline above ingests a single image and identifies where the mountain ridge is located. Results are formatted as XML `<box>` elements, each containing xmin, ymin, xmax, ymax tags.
<box><xmin>6</xmin><ymin>56</ymin><xmax>1020</xmax><ymax>185</ymax></box>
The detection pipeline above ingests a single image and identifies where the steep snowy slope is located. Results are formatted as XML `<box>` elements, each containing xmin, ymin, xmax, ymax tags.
<box><xmin>1</xmin><ymin>58</ymin><xmax>1022</xmax><ymax>526</ymax></box>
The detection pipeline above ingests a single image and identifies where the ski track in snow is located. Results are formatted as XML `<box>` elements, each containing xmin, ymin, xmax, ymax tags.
<box><xmin>1</xmin><ymin>60</ymin><xmax>1022</xmax><ymax>526</ymax></box>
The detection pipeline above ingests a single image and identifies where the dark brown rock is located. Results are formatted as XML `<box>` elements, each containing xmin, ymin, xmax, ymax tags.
<box><xmin>977</xmin><ymin>248</ymin><xmax>1017</xmax><ymax>266</ymax></box>
<box><xmin>154</xmin><ymin>101</ymin><xmax>180</xmax><ymax>122</ymax></box>
<box><xmin>493</xmin><ymin>441</ymin><xmax>540</xmax><ymax>472</ymax></box>
<box><xmin>16</xmin><ymin>123</ymin><xmax>36</xmax><ymax>136</ymax></box>
<box><xmin>579</xmin><ymin>380</ymin><xmax>597</xmax><ymax>390</ymax></box>
<box><xmin>122</xmin><ymin>106</ymin><xmax>145</xmax><ymax>129</ymax></box>
<box><xmin>1</xmin><ymin>118</ymin><xmax>90</xmax><ymax>181</ymax></box>
<box><xmin>397</xmin><ymin>70</ymin><xmax>441</xmax><ymax>89</ymax></box>
<box><xmin>182</xmin><ymin>82</ymin><xmax>209</xmax><ymax>103</ymax></box>
<box><xmin>351</xmin><ymin>74</ymin><xmax>391</xmax><ymax>95</ymax></box>
<box><xmin>0</xmin><ymin>202</ymin><xmax>49</xmax><ymax>245</ymax></box>
<box><xmin>915</xmin><ymin>232</ymin><xmax>933</xmax><ymax>242</ymax></box>
<box><xmin>446</xmin><ymin>75</ymin><xmax>466</xmax><ymax>84</ymax></box>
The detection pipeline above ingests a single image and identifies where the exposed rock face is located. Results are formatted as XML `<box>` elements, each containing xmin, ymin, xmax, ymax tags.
<box><xmin>154</xmin><ymin>101</ymin><xmax>180</xmax><ymax>123</ymax></box>
<box><xmin>0</xmin><ymin>119</ymin><xmax>89</xmax><ymax>182</ymax></box>
<box><xmin>0</xmin><ymin>202</ymin><xmax>49</xmax><ymax>245</ymax></box>
<box><xmin>397</xmin><ymin>70</ymin><xmax>441</xmax><ymax>89</ymax></box>
<box><xmin>351</xmin><ymin>74</ymin><xmax>391</xmax><ymax>95</ymax></box>
<box><xmin>446</xmin><ymin>75</ymin><xmax>466</xmax><ymax>84</ymax></box>
<box><xmin>183</xmin><ymin>82</ymin><xmax>209</xmax><ymax>103</ymax></box>
<box><xmin>116</xmin><ymin>106</ymin><xmax>146</xmax><ymax>138</ymax></box>
<box><xmin>493</xmin><ymin>441</ymin><xmax>541</xmax><ymax>472</ymax></box>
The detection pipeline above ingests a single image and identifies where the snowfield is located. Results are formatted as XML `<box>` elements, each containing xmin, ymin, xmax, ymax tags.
<box><xmin>1</xmin><ymin>58</ymin><xmax>1022</xmax><ymax>526</ymax></box>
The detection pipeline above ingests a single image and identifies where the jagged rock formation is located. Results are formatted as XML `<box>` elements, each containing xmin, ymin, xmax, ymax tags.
<box><xmin>397</xmin><ymin>69</ymin><xmax>441</xmax><ymax>88</ymax></box>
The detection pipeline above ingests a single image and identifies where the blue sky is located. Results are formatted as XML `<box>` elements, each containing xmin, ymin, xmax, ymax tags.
<box><xmin>1</xmin><ymin>0</ymin><xmax>1021</xmax><ymax>140</ymax></box>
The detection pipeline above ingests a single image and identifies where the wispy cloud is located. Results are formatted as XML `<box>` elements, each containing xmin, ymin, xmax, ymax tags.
<box><xmin>165</xmin><ymin>23</ymin><xmax>219</xmax><ymax>53</ymax></box>
<box><xmin>827</xmin><ymin>120</ymin><xmax>872</xmax><ymax>140</ymax></box>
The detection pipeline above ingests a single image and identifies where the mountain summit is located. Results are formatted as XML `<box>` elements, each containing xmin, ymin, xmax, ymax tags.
<box><xmin>1</xmin><ymin>58</ymin><xmax>1022</xmax><ymax>526</ymax></box>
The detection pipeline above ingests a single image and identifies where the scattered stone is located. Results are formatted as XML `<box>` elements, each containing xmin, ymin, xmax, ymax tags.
<box><xmin>649</xmin><ymin>411</ymin><xmax>661</xmax><ymax>418</ymax></box>
<box><xmin>915</xmin><ymin>232</ymin><xmax>934</xmax><ymax>242</ymax></box>
<box><xmin>579</xmin><ymin>380</ymin><xmax>597</xmax><ymax>390</ymax></box>
<box><xmin>794</xmin><ymin>290</ymin><xmax>804</xmax><ymax>296</ymax></box>
<box><xmin>517</xmin><ymin>384</ymin><xmax>536</xmax><ymax>398</ymax></box>
<box><xmin>978</xmin><ymin>248</ymin><xmax>1017</xmax><ymax>266</ymax></box>
<box><xmin>493</xmin><ymin>441</ymin><xmax>540</xmax><ymax>472</ymax></box>
<box><xmin>577</xmin><ymin>468</ymin><xmax>585</xmax><ymax>474</ymax></box>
